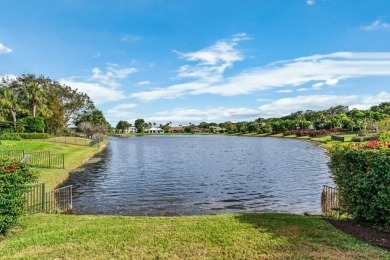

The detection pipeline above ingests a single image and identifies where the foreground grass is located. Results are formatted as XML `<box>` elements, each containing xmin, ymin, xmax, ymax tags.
<box><xmin>0</xmin><ymin>213</ymin><xmax>388</xmax><ymax>259</ymax></box>
<box><xmin>0</xmin><ymin>140</ymin><xmax>107</xmax><ymax>190</ymax></box>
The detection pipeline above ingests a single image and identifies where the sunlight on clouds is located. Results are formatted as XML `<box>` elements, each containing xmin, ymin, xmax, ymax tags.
<box><xmin>258</xmin><ymin>95</ymin><xmax>359</xmax><ymax>118</ymax></box>
<box><xmin>145</xmin><ymin>107</ymin><xmax>260</xmax><ymax>123</ymax></box>
<box><xmin>306</xmin><ymin>0</ymin><xmax>315</xmax><ymax>6</ymax></box>
<box><xmin>130</xmin><ymin>51</ymin><xmax>390</xmax><ymax>101</ymax></box>
<box><xmin>60</xmin><ymin>80</ymin><xmax>126</xmax><ymax>105</ymax></box>
<box><xmin>275</xmin><ymin>90</ymin><xmax>293</xmax><ymax>93</ymax></box>
<box><xmin>174</xmin><ymin>33</ymin><xmax>249</xmax><ymax>82</ymax></box>
<box><xmin>0</xmin><ymin>43</ymin><xmax>12</xmax><ymax>54</ymax></box>
<box><xmin>361</xmin><ymin>19</ymin><xmax>390</xmax><ymax>31</ymax></box>
<box><xmin>91</xmin><ymin>66</ymin><xmax>137</xmax><ymax>88</ymax></box>
<box><xmin>112</xmin><ymin>103</ymin><xmax>138</xmax><ymax>109</ymax></box>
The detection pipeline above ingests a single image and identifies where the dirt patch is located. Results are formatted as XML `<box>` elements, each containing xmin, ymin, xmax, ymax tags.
<box><xmin>327</xmin><ymin>219</ymin><xmax>390</xmax><ymax>250</ymax></box>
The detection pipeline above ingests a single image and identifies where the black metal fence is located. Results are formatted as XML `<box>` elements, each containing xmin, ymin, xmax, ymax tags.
<box><xmin>24</xmin><ymin>183</ymin><xmax>73</xmax><ymax>214</ymax></box>
<box><xmin>22</xmin><ymin>134</ymin><xmax>104</xmax><ymax>147</ymax></box>
<box><xmin>331</xmin><ymin>135</ymin><xmax>345</xmax><ymax>142</ymax></box>
<box><xmin>321</xmin><ymin>185</ymin><xmax>340</xmax><ymax>217</ymax></box>
<box><xmin>0</xmin><ymin>150</ymin><xmax>64</xmax><ymax>169</ymax></box>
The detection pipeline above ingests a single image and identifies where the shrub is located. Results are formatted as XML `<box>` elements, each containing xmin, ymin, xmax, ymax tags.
<box><xmin>18</xmin><ymin>133</ymin><xmax>51</xmax><ymax>139</ymax></box>
<box><xmin>0</xmin><ymin>133</ymin><xmax>22</xmax><ymax>141</ymax></box>
<box><xmin>0</xmin><ymin>159</ymin><xmax>38</xmax><ymax>235</ymax></box>
<box><xmin>18</xmin><ymin>116</ymin><xmax>45</xmax><ymax>133</ymax></box>
<box><xmin>351</xmin><ymin>136</ymin><xmax>363</xmax><ymax>142</ymax></box>
<box><xmin>328</xmin><ymin>140</ymin><xmax>390</xmax><ymax>226</ymax></box>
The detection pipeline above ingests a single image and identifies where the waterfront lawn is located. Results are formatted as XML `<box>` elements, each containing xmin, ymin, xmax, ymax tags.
<box><xmin>0</xmin><ymin>213</ymin><xmax>388</xmax><ymax>259</ymax></box>
<box><xmin>0</xmin><ymin>140</ymin><xmax>106</xmax><ymax>190</ymax></box>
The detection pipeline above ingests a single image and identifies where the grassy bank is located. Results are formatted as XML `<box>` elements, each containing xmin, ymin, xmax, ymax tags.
<box><xmin>0</xmin><ymin>140</ymin><xmax>107</xmax><ymax>190</ymax></box>
<box><xmin>1</xmin><ymin>213</ymin><xmax>388</xmax><ymax>259</ymax></box>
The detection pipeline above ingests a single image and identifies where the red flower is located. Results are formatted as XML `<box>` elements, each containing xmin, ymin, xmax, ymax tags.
<box><xmin>387</xmin><ymin>142</ymin><xmax>390</xmax><ymax>149</ymax></box>
<box><xmin>367</xmin><ymin>140</ymin><xmax>378</xmax><ymax>148</ymax></box>
<box><xmin>27</xmin><ymin>173</ymin><xmax>32</xmax><ymax>177</ymax></box>
<box><xmin>5</xmin><ymin>166</ymin><xmax>16</xmax><ymax>171</ymax></box>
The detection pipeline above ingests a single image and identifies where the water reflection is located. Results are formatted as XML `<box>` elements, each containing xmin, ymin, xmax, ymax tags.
<box><xmin>62</xmin><ymin>135</ymin><xmax>334</xmax><ymax>215</ymax></box>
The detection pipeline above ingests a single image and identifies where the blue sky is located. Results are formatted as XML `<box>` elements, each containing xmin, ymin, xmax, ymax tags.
<box><xmin>1</xmin><ymin>0</ymin><xmax>390</xmax><ymax>126</ymax></box>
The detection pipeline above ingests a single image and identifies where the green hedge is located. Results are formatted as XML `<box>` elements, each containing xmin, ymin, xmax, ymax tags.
<box><xmin>328</xmin><ymin>140</ymin><xmax>390</xmax><ymax>226</ymax></box>
<box><xmin>18</xmin><ymin>133</ymin><xmax>51</xmax><ymax>139</ymax></box>
<box><xmin>0</xmin><ymin>133</ymin><xmax>22</xmax><ymax>141</ymax></box>
<box><xmin>0</xmin><ymin>159</ymin><xmax>38</xmax><ymax>235</ymax></box>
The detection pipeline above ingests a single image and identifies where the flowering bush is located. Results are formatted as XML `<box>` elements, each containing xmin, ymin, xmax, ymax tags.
<box><xmin>328</xmin><ymin>139</ymin><xmax>390</xmax><ymax>226</ymax></box>
<box><xmin>283</xmin><ymin>128</ymin><xmax>345</xmax><ymax>137</ymax></box>
<box><xmin>0</xmin><ymin>159</ymin><xmax>37</xmax><ymax>235</ymax></box>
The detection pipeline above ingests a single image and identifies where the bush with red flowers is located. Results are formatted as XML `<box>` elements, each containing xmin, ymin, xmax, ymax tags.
<box><xmin>328</xmin><ymin>136</ymin><xmax>390</xmax><ymax>226</ymax></box>
<box><xmin>0</xmin><ymin>159</ymin><xmax>37</xmax><ymax>236</ymax></box>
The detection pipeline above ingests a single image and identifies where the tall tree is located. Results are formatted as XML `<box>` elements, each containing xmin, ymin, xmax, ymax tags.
<box><xmin>0</xmin><ymin>87</ymin><xmax>20</xmax><ymax>132</ymax></box>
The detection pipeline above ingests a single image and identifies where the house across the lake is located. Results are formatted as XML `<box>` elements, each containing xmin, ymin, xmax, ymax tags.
<box><xmin>145</xmin><ymin>127</ymin><xmax>164</xmax><ymax>133</ymax></box>
<box><xmin>169</xmin><ymin>126</ymin><xmax>185</xmax><ymax>133</ymax></box>
<box><xmin>123</xmin><ymin>127</ymin><xmax>137</xmax><ymax>133</ymax></box>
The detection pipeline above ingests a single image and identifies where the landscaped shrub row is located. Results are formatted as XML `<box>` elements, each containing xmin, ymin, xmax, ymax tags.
<box><xmin>328</xmin><ymin>139</ymin><xmax>390</xmax><ymax>226</ymax></box>
<box><xmin>18</xmin><ymin>133</ymin><xmax>51</xmax><ymax>139</ymax></box>
<box><xmin>0</xmin><ymin>133</ymin><xmax>22</xmax><ymax>141</ymax></box>
<box><xmin>282</xmin><ymin>128</ymin><xmax>345</xmax><ymax>137</ymax></box>
<box><xmin>0</xmin><ymin>133</ymin><xmax>51</xmax><ymax>140</ymax></box>
<box><xmin>0</xmin><ymin>159</ymin><xmax>37</xmax><ymax>235</ymax></box>
<box><xmin>351</xmin><ymin>135</ymin><xmax>379</xmax><ymax>142</ymax></box>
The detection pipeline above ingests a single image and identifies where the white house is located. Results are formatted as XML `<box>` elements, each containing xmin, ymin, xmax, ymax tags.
<box><xmin>124</xmin><ymin>127</ymin><xmax>137</xmax><ymax>133</ymax></box>
<box><xmin>145</xmin><ymin>127</ymin><xmax>164</xmax><ymax>133</ymax></box>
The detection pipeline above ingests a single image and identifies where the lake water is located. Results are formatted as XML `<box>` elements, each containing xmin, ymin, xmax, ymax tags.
<box><xmin>62</xmin><ymin>135</ymin><xmax>334</xmax><ymax>216</ymax></box>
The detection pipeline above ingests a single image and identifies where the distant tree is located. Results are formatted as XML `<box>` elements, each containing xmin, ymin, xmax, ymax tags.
<box><xmin>134</xmin><ymin>119</ymin><xmax>145</xmax><ymax>133</ymax></box>
<box><xmin>116</xmin><ymin>120</ymin><xmax>131</xmax><ymax>133</ymax></box>
<box><xmin>247</xmin><ymin>122</ymin><xmax>259</xmax><ymax>133</ymax></box>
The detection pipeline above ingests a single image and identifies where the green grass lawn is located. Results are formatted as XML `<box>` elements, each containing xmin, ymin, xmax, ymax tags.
<box><xmin>0</xmin><ymin>213</ymin><xmax>388</xmax><ymax>259</ymax></box>
<box><xmin>0</xmin><ymin>140</ymin><xmax>107</xmax><ymax>190</ymax></box>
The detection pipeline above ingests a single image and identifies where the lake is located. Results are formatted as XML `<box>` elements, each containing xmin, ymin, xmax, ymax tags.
<box><xmin>62</xmin><ymin>135</ymin><xmax>334</xmax><ymax>215</ymax></box>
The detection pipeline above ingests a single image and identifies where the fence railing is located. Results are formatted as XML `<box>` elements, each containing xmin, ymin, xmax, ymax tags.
<box><xmin>24</xmin><ymin>183</ymin><xmax>73</xmax><ymax>214</ymax></box>
<box><xmin>0</xmin><ymin>150</ymin><xmax>64</xmax><ymax>169</ymax></box>
<box><xmin>22</xmin><ymin>134</ymin><xmax>104</xmax><ymax>147</ymax></box>
<box><xmin>331</xmin><ymin>135</ymin><xmax>345</xmax><ymax>142</ymax></box>
<box><xmin>321</xmin><ymin>185</ymin><xmax>340</xmax><ymax>217</ymax></box>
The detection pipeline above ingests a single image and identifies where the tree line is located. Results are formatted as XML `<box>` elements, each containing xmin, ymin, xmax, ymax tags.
<box><xmin>116</xmin><ymin>103</ymin><xmax>390</xmax><ymax>135</ymax></box>
<box><xmin>0</xmin><ymin>74</ymin><xmax>110</xmax><ymax>137</ymax></box>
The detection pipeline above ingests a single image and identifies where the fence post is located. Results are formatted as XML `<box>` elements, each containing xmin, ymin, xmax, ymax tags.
<box><xmin>41</xmin><ymin>183</ymin><xmax>46</xmax><ymax>212</ymax></box>
<box><xmin>49</xmin><ymin>153</ymin><xmax>51</xmax><ymax>168</ymax></box>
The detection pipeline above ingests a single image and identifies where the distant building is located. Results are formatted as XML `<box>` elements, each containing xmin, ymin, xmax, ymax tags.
<box><xmin>123</xmin><ymin>127</ymin><xmax>137</xmax><ymax>133</ymax></box>
<box><xmin>192</xmin><ymin>127</ymin><xmax>209</xmax><ymax>133</ymax></box>
<box><xmin>169</xmin><ymin>126</ymin><xmax>185</xmax><ymax>133</ymax></box>
<box><xmin>145</xmin><ymin>127</ymin><xmax>164</xmax><ymax>133</ymax></box>
<box><xmin>210</xmin><ymin>126</ymin><xmax>226</xmax><ymax>133</ymax></box>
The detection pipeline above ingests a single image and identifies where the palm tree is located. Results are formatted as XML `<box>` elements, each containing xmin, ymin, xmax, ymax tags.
<box><xmin>0</xmin><ymin>87</ymin><xmax>20</xmax><ymax>132</ymax></box>
<box><xmin>20</xmin><ymin>80</ymin><xmax>47</xmax><ymax>117</ymax></box>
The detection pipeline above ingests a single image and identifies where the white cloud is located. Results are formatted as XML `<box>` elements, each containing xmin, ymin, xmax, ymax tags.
<box><xmin>144</xmin><ymin>107</ymin><xmax>260</xmax><ymax>124</ymax></box>
<box><xmin>122</xmin><ymin>34</ymin><xmax>142</xmax><ymax>42</ymax></box>
<box><xmin>174</xmin><ymin>33</ymin><xmax>249</xmax><ymax>82</ymax></box>
<box><xmin>258</xmin><ymin>95</ymin><xmax>359</xmax><ymax>118</ymax></box>
<box><xmin>112</xmin><ymin>103</ymin><xmax>138</xmax><ymax>109</ymax></box>
<box><xmin>137</xmin><ymin>81</ymin><xmax>150</xmax><ymax>85</ymax></box>
<box><xmin>107</xmin><ymin>109</ymin><xmax>136</xmax><ymax>118</ymax></box>
<box><xmin>362</xmin><ymin>19</ymin><xmax>390</xmax><ymax>31</ymax></box>
<box><xmin>130</xmin><ymin>51</ymin><xmax>390</xmax><ymax>101</ymax></box>
<box><xmin>0</xmin><ymin>43</ymin><xmax>12</xmax><ymax>54</ymax></box>
<box><xmin>59</xmin><ymin>80</ymin><xmax>126</xmax><ymax>105</ymax></box>
<box><xmin>350</xmin><ymin>91</ymin><xmax>390</xmax><ymax>110</ymax></box>
<box><xmin>90</xmin><ymin>66</ymin><xmax>137</xmax><ymax>88</ymax></box>
<box><xmin>306</xmin><ymin>0</ymin><xmax>315</xmax><ymax>6</ymax></box>
<box><xmin>275</xmin><ymin>89</ymin><xmax>293</xmax><ymax>93</ymax></box>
